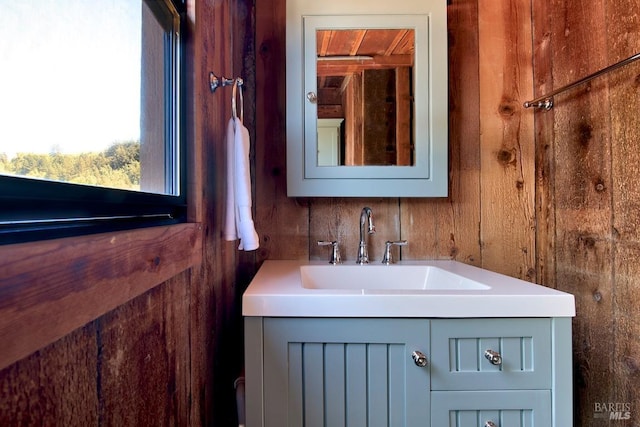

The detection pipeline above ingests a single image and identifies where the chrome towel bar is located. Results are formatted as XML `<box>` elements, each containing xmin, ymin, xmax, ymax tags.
<box><xmin>524</xmin><ymin>51</ymin><xmax>640</xmax><ymax>110</ymax></box>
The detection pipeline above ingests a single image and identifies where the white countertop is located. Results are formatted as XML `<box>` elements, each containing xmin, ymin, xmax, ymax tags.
<box><xmin>242</xmin><ymin>260</ymin><xmax>576</xmax><ymax>318</ymax></box>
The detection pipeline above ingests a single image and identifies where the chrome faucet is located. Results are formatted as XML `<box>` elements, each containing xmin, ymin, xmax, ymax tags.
<box><xmin>356</xmin><ymin>207</ymin><xmax>375</xmax><ymax>264</ymax></box>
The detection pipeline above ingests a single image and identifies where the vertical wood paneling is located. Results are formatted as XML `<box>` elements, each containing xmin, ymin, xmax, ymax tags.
<box><xmin>478</xmin><ymin>0</ymin><xmax>536</xmax><ymax>280</ymax></box>
<box><xmin>534</xmin><ymin>0</ymin><xmax>640</xmax><ymax>424</ymax></box>
<box><xmin>532</xmin><ymin>0</ymin><xmax>557</xmax><ymax>288</ymax></box>
<box><xmin>255</xmin><ymin>0</ymin><xmax>309</xmax><ymax>261</ymax></box>
<box><xmin>606</xmin><ymin>0</ymin><xmax>640</xmax><ymax>414</ymax></box>
<box><xmin>191</xmin><ymin>0</ymin><xmax>250</xmax><ymax>424</ymax></box>
<box><xmin>544</xmin><ymin>1</ymin><xmax>615</xmax><ymax>424</ymax></box>
<box><xmin>401</xmin><ymin>0</ymin><xmax>481</xmax><ymax>264</ymax></box>
<box><xmin>310</xmin><ymin>199</ymin><xmax>400</xmax><ymax>263</ymax></box>
<box><xmin>0</xmin><ymin>267</ymin><xmax>197</xmax><ymax>427</ymax></box>
<box><xmin>612</xmin><ymin>244</ymin><xmax>640</xmax><ymax>412</ymax></box>
<box><xmin>0</xmin><ymin>324</ymin><xmax>98</xmax><ymax>426</ymax></box>
<box><xmin>98</xmin><ymin>275</ymin><xmax>189</xmax><ymax>426</ymax></box>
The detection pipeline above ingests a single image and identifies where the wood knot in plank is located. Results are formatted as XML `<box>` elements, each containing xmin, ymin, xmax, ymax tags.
<box><xmin>498</xmin><ymin>99</ymin><xmax>518</xmax><ymax>118</ymax></box>
<box><xmin>448</xmin><ymin>233</ymin><xmax>458</xmax><ymax>257</ymax></box>
<box><xmin>594</xmin><ymin>178</ymin><xmax>606</xmax><ymax>193</ymax></box>
<box><xmin>623</xmin><ymin>356</ymin><xmax>640</xmax><ymax>374</ymax></box>
<box><xmin>259</xmin><ymin>40</ymin><xmax>273</xmax><ymax>59</ymax></box>
<box><xmin>579</xmin><ymin>235</ymin><xmax>596</xmax><ymax>249</ymax></box>
<box><xmin>148</xmin><ymin>256</ymin><xmax>161</xmax><ymax>270</ymax></box>
<box><xmin>496</xmin><ymin>147</ymin><xmax>516</xmax><ymax>167</ymax></box>
<box><xmin>578</xmin><ymin>121</ymin><xmax>593</xmax><ymax>147</ymax></box>
<box><xmin>525</xmin><ymin>268</ymin><xmax>536</xmax><ymax>280</ymax></box>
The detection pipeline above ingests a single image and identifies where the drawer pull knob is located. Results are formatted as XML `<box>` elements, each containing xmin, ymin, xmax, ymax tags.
<box><xmin>484</xmin><ymin>349</ymin><xmax>502</xmax><ymax>365</ymax></box>
<box><xmin>411</xmin><ymin>350</ymin><xmax>428</xmax><ymax>367</ymax></box>
<box><xmin>485</xmin><ymin>422</ymin><xmax>497</xmax><ymax>427</ymax></box>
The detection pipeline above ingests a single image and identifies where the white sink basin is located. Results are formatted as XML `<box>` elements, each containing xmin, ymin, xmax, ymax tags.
<box><xmin>300</xmin><ymin>265</ymin><xmax>489</xmax><ymax>290</ymax></box>
<box><xmin>242</xmin><ymin>260</ymin><xmax>576</xmax><ymax>318</ymax></box>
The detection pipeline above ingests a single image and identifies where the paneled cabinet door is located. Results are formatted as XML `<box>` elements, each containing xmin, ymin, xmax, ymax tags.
<box><xmin>431</xmin><ymin>390</ymin><xmax>551</xmax><ymax>427</ymax></box>
<box><xmin>263</xmin><ymin>318</ymin><xmax>430</xmax><ymax>427</ymax></box>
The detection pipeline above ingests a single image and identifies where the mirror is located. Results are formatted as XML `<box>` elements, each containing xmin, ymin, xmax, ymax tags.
<box><xmin>286</xmin><ymin>0</ymin><xmax>447</xmax><ymax>197</ymax></box>
<box><xmin>315</xmin><ymin>29</ymin><xmax>415</xmax><ymax>167</ymax></box>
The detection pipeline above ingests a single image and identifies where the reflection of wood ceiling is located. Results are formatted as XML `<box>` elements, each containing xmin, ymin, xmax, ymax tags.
<box><xmin>316</xmin><ymin>29</ymin><xmax>414</xmax><ymax>86</ymax></box>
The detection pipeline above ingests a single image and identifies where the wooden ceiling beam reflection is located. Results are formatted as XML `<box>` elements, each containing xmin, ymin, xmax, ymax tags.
<box><xmin>385</xmin><ymin>29</ymin><xmax>411</xmax><ymax>56</ymax></box>
<box><xmin>350</xmin><ymin>30</ymin><xmax>367</xmax><ymax>56</ymax></box>
<box><xmin>316</xmin><ymin>54</ymin><xmax>413</xmax><ymax>76</ymax></box>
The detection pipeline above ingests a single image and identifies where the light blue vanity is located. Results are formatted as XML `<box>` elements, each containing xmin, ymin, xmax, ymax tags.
<box><xmin>243</xmin><ymin>260</ymin><xmax>576</xmax><ymax>427</ymax></box>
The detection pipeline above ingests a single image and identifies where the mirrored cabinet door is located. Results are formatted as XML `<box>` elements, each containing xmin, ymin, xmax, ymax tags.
<box><xmin>286</xmin><ymin>0</ymin><xmax>448</xmax><ymax>197</ymax></box>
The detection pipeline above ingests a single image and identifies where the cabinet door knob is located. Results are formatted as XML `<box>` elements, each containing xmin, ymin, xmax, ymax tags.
<box><xmin>484</xmin><ymin>349</ymin><xmax>502</xmax><ymax>365</ymax></box>
<box><xmin>485</xmin><ymin>421</ymin><xmax>497</xmax><ymax>427</ymax></box>
<box><xmin>411</xmin><ymin>350</ymin><xmax>428</xmax><ymax>367</ymax></box>
<box><xmin>306</xmin><ymin>92</ymin><xmax>318</xmax><ymax>103</ymax></box>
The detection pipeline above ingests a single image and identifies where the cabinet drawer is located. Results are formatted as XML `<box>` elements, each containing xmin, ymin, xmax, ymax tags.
<box><xmin>431</xmin><ymin>390</ymin><xmax>551</xmax><ymax>427</ymax></box>
<box><xmin>430</xmin><ymin>319</ymin><xmax>551</xmax><ymax>390</ymax></box>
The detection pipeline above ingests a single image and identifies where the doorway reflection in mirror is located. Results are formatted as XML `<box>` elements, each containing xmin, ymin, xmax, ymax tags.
<box><xmin>316</xmin><ymin>29</ymin><xmax>415</xmax><ymax>167</ymax></box>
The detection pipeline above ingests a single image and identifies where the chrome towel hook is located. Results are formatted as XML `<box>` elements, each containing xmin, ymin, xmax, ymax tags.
<box><xmin>209</xmin><ymin>72</ymin><xmax>244</xmax><ymax>93</ymax></box>
<box><xmin>209</xmin><ymin>72</ymin><xmax>234</xmax><ymax>92</ymax></box>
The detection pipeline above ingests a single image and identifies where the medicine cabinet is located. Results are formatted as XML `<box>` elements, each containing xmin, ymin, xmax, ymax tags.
<box><xmin>286</xmin><ymin>0</ymin><xmax>448</xmax><ymax>197</ymax></box>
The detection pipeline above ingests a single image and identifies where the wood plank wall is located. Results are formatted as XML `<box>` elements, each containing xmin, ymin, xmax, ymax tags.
<box><xmin>534</xmin><ymin>0</ymin><xmax>640</xmax><ymax>424</ymax></box>
<box><xmin>254</xmin><ymin>0</ymin><xmax>535</xmax><ymax>282</ymax></box>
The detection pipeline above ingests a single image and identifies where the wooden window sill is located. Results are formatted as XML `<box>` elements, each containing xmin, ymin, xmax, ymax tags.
<box><xmin>0</xmin><ymin>223</ymin><xmax>203</xmax><ymax>370</ymax></box>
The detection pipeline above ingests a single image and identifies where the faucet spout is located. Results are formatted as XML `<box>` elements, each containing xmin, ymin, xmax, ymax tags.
<box><xmin>356</xmin><ymin>207</ymin><xmax>375</xmax><ymax>264</ymax></box>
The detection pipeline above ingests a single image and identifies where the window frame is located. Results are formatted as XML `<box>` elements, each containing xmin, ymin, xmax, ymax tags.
<box><xmin>0</xmin><ymin>0</ymin><xmax>187</xmax><ymax>246</ymax></box>
<box><xmin>0</xmin><ymin>0</ymin><xmax>201</xmax><ymax>371</ymax></box>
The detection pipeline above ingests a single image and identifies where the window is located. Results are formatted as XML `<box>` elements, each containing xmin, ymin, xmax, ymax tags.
<box><xmin>0</xmin><ymin>0</ymin><xmax>186</xmax><ymax>245</ymax></box>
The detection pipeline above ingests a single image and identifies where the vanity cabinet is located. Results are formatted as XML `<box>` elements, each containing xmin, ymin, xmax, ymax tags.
<box><xmin>244</xmin><ymin>317</ymin><xmax>572</xmax><ymax>427</ymax></box>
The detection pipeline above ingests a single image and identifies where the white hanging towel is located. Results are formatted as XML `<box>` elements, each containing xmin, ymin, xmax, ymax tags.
<box><xmin>224</xmin><ymin>117</ymin><xmax>259</xmax><ymax>251</ymax></box>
